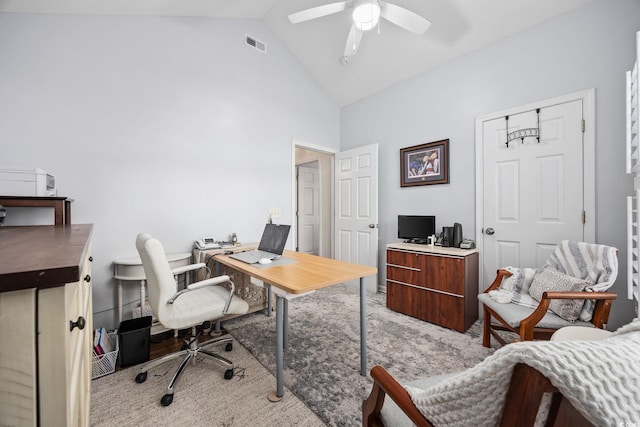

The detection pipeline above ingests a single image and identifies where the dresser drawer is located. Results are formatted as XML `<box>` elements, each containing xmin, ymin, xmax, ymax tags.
<box><xmin>387</xmin><ymin>249</ymin><xmax>427</xmax><ymax>286</ymax></box>
<box><xmin>386</xmin><ymin>281</ymin><xmax>466</xmax><ymax>332</ymax></box>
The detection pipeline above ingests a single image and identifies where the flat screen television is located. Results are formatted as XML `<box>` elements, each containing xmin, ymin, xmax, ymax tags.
<box><xmin>398</xmin><ymin>215</ymin><xmax>436</xmax><ymax>244</ymax></box>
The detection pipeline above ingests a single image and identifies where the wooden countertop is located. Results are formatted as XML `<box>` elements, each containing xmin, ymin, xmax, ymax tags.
<box><xmin>0</xmin><ymin>224</ymin><xmax>93</xmax><ymax>292</ymax></box>
<box><xmin>387</xmin><ymin>241</ymin><xmax>478</xmax><ymax>256</ymax></box>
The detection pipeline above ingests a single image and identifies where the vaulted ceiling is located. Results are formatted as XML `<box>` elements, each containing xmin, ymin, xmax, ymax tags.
<box><xmin>0</xmin><ymin>0</ymin><xmax>595</xmax><ymax>106</ymax></box>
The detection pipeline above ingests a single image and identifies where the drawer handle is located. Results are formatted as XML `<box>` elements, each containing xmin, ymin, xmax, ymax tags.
<box><xmin>84</xmin><ymin>274</ymin><xmax>91</xmax><ymax>283</ymax></box>
<box><xmin>70</xmin><ymin>316</ymin><xmax>86</xmax><ymax>332</ymax></box>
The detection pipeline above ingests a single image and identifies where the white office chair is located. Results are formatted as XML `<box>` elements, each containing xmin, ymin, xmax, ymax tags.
<box><xmin>134</xmin><ymin>233</ymin><xmax>249</xmax><ymax>406</ymax></box>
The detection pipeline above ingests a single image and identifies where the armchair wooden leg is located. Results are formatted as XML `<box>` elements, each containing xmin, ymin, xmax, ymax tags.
<box><xmin>482</xmin><ymin>305</ymin><xmax>491</xmax><ymax>348</ymax></box>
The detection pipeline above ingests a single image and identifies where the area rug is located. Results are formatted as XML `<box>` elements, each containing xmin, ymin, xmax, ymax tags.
<box><xmin>223</xmin><ymin>284</ymin><xmax>495</xmax><ymax>426</ymax></box>
<box><xmin>90</xmin><ymin>338</ymin><xmax>325</xmax><ymax>426</ymax></box>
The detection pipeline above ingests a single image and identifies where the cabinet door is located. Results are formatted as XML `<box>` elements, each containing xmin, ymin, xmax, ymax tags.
<box><xmin>0</xmin><ymin>289</ymin><xmax>37</xmax><ymax>426</ymax></box>
<box><xmin>38</xmin><ymin>252</ymin><xmax>92</xmax><ymax>427</ymax></box>
<box><xmin>424</xmin><ymin>255</ymin><xmax>465</xmax><ymax>295</ymax></box>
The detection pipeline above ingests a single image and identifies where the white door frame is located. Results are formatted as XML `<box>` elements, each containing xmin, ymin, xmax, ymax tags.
<box><xmin>291</xmin><ymin>139</ymin><xmax>337</xmax><ymax>257</ymax></box>
<box><xmin>474</xmin><ymin>89</ymin><xmax>595</xmax><ymax>288</ymax></box>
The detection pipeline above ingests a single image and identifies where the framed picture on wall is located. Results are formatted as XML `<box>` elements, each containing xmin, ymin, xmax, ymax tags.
<box><xmin>400</xmin><ymin>139</ymin><xmax>449</xmax><ymax>187</ymax></box>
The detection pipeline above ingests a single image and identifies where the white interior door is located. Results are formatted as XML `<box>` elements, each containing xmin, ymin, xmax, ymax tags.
<box><xmin>297</xmin><ymin>164</ymin><xmax>320</xmax><ymax>255</ymax></box>
<box><xmin>476</xmin><ymin>91</ymin><xmax>595</xmax><ymax>291</ymax></box>
<box><xmin>335</xmin><ymin>143</ymin><xmax>379</xmax><ymax>292</ymax></box>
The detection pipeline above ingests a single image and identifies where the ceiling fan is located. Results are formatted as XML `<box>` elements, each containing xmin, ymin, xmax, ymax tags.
<box><xmin>288</xmin><ymin>0</ymin><xmax>431</xmax><ymax>63</ymax></box>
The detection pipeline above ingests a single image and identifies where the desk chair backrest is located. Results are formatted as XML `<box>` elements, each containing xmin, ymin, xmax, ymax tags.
<box><xmin>136</xmin><ymin>233</ymin><xmax>176</xmax><ymax>324</ymax></box>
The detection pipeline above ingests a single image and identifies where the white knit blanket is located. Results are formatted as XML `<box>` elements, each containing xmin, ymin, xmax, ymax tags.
<box><xmin>406</xmin><ymin>318</ymin><xmax>640</xmax><ymax>427</ymax></box>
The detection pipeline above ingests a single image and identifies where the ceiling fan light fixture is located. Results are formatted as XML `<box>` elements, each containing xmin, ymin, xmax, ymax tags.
<box><xmin>353</xmin><ymin>0</ymin><xmax>380</xmax><ymax>31</ymax></box>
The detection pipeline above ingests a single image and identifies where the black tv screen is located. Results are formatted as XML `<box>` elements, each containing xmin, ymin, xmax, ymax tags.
<box><xmin>398</xmin><ymin>215</ymin><xmax>436</xmax><ymax>243</ymax></box>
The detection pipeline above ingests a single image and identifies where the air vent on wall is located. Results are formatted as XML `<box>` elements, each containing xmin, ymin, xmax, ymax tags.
<box><xmin>245</xmin><ymin>34</ymin><xmax>267</xmax><ymax>54</ymax></box>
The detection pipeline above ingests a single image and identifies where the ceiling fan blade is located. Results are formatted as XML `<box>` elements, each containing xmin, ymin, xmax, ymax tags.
<box><xmin>288</xmin><ymin>1</ymin><xmax>349</xmax><ymax>24</ymax></box>
<box><xmin>380</xmin><ymin>2</ymin><xmax>431</xmax><ymax>35</ymax></box>
<box><xmin>344</xmin><ymin>23</ymin><xmax>363</xmax><ymax>57</ymax></box>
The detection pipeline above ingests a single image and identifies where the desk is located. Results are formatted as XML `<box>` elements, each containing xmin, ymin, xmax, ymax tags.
<box><xmin>214</xmin><ymin>249</ymin><xmax>377</xmax><ymax>402</ymax></box>
<box><xmin>113</xmin><ymin>252</ymin><xmax>192</xmax><ymax>323</ymax></box>
<box><xmin>193</xmin><ymin>243</ymin><xmax>271</xmax><ymax>318</ymax></box>
<box><xmin>0</xmin><ymin>195</ymin><xmax>73</xmax><ymax>225</ymax></box>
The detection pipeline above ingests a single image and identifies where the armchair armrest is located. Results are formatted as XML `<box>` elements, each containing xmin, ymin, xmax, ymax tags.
<box><xmin>362</xmin><ymin>365</ymin><xmax>433</xmax><ymax>427</ymax></box>
<box><xmin>171</xmin><ymin>262</ymin><xmax>211</xmax><ymax>279</ymax></box>
<box><xmin>484</xmin><ymin>269</ymin><xmax>513</xmax><ymax>293</ymax></box>
<box><xmin>167</xmin><ymin>274</ymin><xmax>236</xmax><ymax>313</ymax></box>
<box><xmin>520</xmin><ymin>291</ymin><xmax>617</xmax><ymax>339</ymax></box>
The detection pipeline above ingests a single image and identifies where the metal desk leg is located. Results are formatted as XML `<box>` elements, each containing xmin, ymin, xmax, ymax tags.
<box><xmin>140</xmin><ymin>279</ymin><xmax>146</xmax><ymax>316</ymax></box>
<box><xmin>266</xmin><ymin>284</ymin><xmax>272</xmax><ymax>317</ymax></box>
<box><xmin>283</xmin><ymin>298</ymin><xmax>288</xmax><ymax>348</ymax></box>
<box><xmin>360</xmin><ymin>277</ymin><xmax>367</xmax><ymax>376</ymax></box>
<box><xmin>117</xmin><ymin>281</ymin><xmax>123</xmax><ymax>324</ymax></box>
<box><xmin>268</xmin><ymin>295</ymin><xmax>284</xmax><ymax>402</ymax></box>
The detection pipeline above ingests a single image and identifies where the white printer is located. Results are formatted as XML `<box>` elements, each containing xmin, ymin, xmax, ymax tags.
<box><xmin>0</xmin><ymin>167</ymin><xmax>56</xmax><ymax>197</ymax></box>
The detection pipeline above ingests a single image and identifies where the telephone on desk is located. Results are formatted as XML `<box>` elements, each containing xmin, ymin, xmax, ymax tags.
<box><xmin>194</xmin><ymin>238</ymin><xmax>220</xmax><ymax>250</ymax></box>
<box><xmin>194</xmin><ymin>238</ymin><xmax>235</xmax><ymax>250</ymax></box>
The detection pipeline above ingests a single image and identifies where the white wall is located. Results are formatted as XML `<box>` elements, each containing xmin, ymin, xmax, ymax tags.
<box><xmin>341</xmin><ymin>0</ymin><xmax>640</xmax><ymax>329</ymax></box>
<box><xmin>0</xmin><ymin>13</ymin><xmax>340</xmax><ymax>329</ymax></box>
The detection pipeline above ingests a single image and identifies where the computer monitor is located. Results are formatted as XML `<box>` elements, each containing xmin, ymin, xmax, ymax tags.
<box><xmin>397</xmin><ymin>215</ymin><xmax>436</xmax><ymax>244</ymax></box>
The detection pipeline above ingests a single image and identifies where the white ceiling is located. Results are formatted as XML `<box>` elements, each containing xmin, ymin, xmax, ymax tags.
<box><xmin>1</xmin><ymin>0</ymin><xmax>595</xmax><ymax>106</ymax></box>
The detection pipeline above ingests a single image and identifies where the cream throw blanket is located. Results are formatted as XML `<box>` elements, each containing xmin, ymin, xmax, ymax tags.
<box><xmin>406</xmin><ymin>318</ymin><xmax>640</xmax><ymax>426</ymax></box>
<box><xmin>488</xmin><ymin>241</ymin><xmax>618</xmax><ymax>321</ymax></box>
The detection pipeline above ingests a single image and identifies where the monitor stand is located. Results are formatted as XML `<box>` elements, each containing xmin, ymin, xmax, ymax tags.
<box><xmin>404</xmin><ymin>238</ymin><xmax>427</xmax><ymax>244</ymax></box>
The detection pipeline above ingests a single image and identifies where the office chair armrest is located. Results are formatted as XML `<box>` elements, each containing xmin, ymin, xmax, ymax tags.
<box><xmin>362</xmin><ymin>365</ymin><xmax>433</xmax><ymax>427</ymax></box>
<box><xmin>171</xmin><ymin>263</ymin><xmax>211</xmax><ymax>279</ymax></box>
<box><xmin>167</xmin><ymin>275</ymin><xmax>235</xmax><ymax>306</ymax></box>
<box><xmin>484</xmin><ymin>269</ymin><xmax>513</xmax><ymax>293</ymax></box>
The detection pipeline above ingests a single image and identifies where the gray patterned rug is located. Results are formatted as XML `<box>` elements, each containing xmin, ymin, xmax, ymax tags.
<box><xmin>90</xmin><ymin>337</ymin><xmax>325</xmax><ymax>426</ymax></box>
<box><xmin>224</xmin><ymin>284</ymin><xmax>495</xmax><ymax>426</ymax></box>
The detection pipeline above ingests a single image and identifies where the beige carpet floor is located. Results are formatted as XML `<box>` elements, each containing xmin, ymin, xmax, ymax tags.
<box><xmin>90</xmin><ymin>338</ymin><xmax>325</xmax><ymax>426</ymax></box>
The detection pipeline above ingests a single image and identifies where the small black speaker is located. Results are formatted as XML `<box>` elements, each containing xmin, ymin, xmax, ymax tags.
<box><xmin>442</xmin><ymin>227</ymin><xmax>454</xmax><ymax>247</ymax></box>
<box><xmin>453</xmin><ymin>222</ymin><xmax>463</xmax><ymax>248</ymax></box>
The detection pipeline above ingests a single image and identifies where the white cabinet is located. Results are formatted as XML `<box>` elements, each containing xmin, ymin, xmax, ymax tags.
<box><xmin>627</xmin><ymin>31</ymin><xmax>640</xmax><ymax>316</ymax></box>
<box><xmin>0</xmin><ymin>225</ymin><xmax>93</xmax><ymax>426</ymax></box>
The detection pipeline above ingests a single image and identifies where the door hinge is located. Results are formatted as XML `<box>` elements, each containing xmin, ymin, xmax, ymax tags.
<box><xmin>582</xmin><ymin>210</ymin><xmax>586</xmax><ymax>224</ymax></box>
<box><xmin>581</xmin><ymin>119</ymin><xmax>585</xmax><ymax>133</ymax></box>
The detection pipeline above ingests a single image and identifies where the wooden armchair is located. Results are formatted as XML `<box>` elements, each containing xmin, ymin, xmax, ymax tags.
<box><xmin>479</xmin><ymin>269</ymin><xmax>616</xmax><ymax>347</ymax></box>
<box><xmin>362</xmin><ymin>363</ymin><xmax>592</xmax><ymax>427</ymax></box>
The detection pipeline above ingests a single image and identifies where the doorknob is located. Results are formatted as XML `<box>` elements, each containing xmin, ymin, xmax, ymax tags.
<box><xmin>485</xmin><ymin>227</ymin><xmax>495</xmax><ymax>235</ymax></box>
<box><xmin>369</xmin><ymin>224</ymin><xmax>376</xmax><ymax>229</ymax></box>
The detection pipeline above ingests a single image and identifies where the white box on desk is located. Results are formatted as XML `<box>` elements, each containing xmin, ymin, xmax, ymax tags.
<box><xmin>0</xmin><ymin>167</ymin><xmax>56</xmax><ymax>196</ymax></box>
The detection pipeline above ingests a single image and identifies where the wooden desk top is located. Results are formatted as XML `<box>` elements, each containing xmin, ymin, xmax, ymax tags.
<box><xmin>215</xmin><ymin>249</ymin><xmax>377</xmax><ymax>294</ymax></box>
<box><xmin>0</xmin><ymin>224</ymin><xmax>92</xmax><ymax>292</ymax></box>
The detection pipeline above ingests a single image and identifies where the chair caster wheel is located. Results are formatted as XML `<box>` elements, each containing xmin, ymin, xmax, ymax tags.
<box><xmin>224</xmin><ymin>369</ymin><xmax>234</xmax><ymax>380</ymax></box>
<box><xmin>135</xmin><ymin>372</ymin><xmax>147</xmax><ymax>383</ymax></box>
<box><xmin>161</xmin><ymin>394</ymin><xmax>174</xmax><ymax>406</ymax></box>
<box><xmin>225</xmin><ymin>342</ymin><xmax>233</xmax><ymax>352</ymax></box>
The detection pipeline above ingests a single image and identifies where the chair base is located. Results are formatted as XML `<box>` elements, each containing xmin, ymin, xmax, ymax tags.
<box><xmin>135</xmin><ymin>327</ymin><xmax>235</xmax><ymax>406</ymax></box>
<box><xmin>483</xmin><ymin>305</ymin><xmax>556</xmax><ymax>348</ymax></box>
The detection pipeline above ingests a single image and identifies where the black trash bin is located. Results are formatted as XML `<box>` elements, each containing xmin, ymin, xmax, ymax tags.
<box><xmin>117</xmin><ymin>316</ymin><xmax>152</xmax><ymax>368</ymax></box>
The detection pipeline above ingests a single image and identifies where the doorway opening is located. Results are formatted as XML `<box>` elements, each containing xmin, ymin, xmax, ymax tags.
<box><xmin>293</xmin><ymin>143</ymin><xmax>335</xmax><ymax>258</ymax></box>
